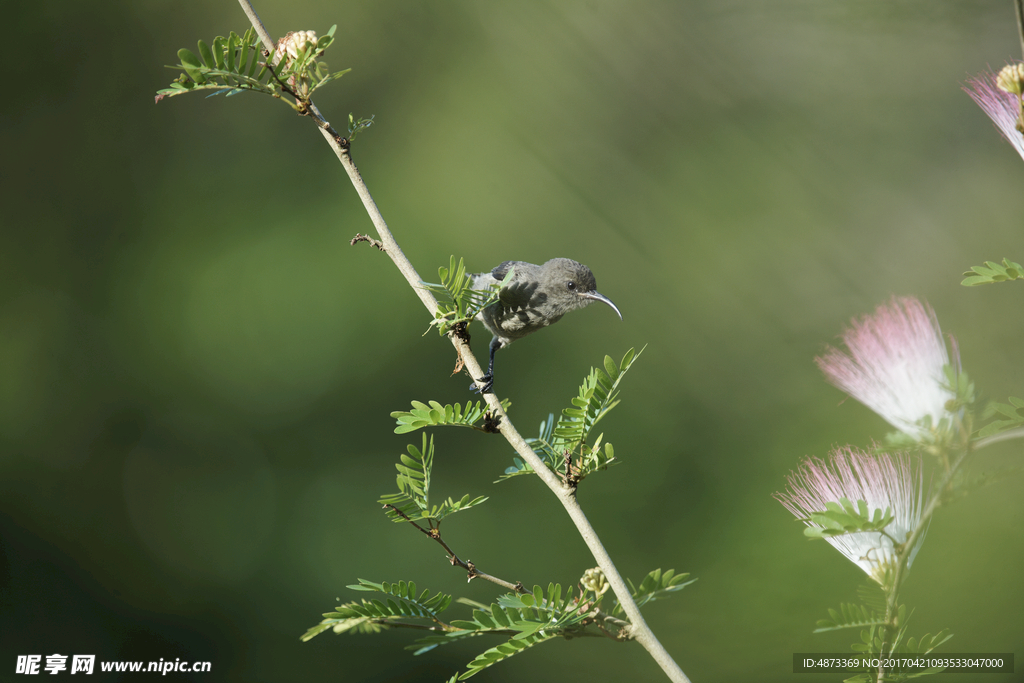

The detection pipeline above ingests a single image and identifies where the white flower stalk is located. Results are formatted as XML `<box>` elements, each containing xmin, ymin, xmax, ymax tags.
<box><xmin>817</xmin><ymin>297</ymin><xmax>958</xmax><ymax>442</ymax></box>
<box><xmin>776</xmin><ymin>448</ymin><xmax>926</xmax><ymax>585</ymax></box>
<box><xmin>964</xmin><ymin>65</ymin><xmax>1024</xmax><ymax>162</ymax></box>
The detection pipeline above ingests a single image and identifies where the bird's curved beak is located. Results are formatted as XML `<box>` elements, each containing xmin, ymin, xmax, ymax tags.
<box><xmin>582</xmin><ymin>291</ymin><xmax>622</xmax><ymax>320</ymax></box>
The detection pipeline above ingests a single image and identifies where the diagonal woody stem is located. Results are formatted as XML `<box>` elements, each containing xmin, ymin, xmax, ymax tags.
<box><xmin>234</xmin><ymin>2</ymin><xmax>689</xmax><ymax>681</ymax></box>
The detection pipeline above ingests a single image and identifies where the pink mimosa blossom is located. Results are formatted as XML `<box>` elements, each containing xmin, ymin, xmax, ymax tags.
<box><xmin>964</xmin><ymin>66</ymin><xmax>1024</xmax><ymax>162</ymax></box>
<box><xmin>776</xmin><ymin>448</ymin><xmax>926</xmax><ymax>584</ymax></box>
<box><xmin>817</xmin><ymin>297</ymin><xmax>957</xmax><ymax>441</ymax></box>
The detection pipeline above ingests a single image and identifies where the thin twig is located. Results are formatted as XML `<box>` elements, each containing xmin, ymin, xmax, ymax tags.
<box><xmin>235</xmin><ymin>2</ymin><xmax>689</xmax><ymax>681</ymax></box>
<box><xmin>350</xmin><ymin>233</ymin><xmax>386</xmax><ymax>250</ymax></box>
<box><xmin>1016</xmin><ymin>0</ymin><xmax>1024</xmax><ymax>61</ymax></box>
<box><xmin>974</xmin><ymin>425</ymin><xmax>1024</xmax><ymax>449</ymax></box>
<box><xmin>383</xmin><ymin>505</ymin><xmax>524</xmax><ymax>593</ymax></box>
<box><xmin>875</xmin><ymin>441</ymin><xmax>971</xmax><ymax>682</ymax></box>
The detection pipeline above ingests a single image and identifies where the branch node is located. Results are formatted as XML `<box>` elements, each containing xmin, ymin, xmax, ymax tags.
<box><xmin>561</xmin><ymin>449</ymin><xmax>580</xmax><ymax>492</ymax></box>
<box><xmin>481</xmin><ymin>410</ymin><xmax>502</xmax><ymax>434</ymax></box>
<box><xmin>450</xmin><ymin>320</ymin><xmax>471</xmax><ymax>345</ymax></box>
<box><xmin>350</xmin><ymin>233</ymin><xmax>386</xmax><ymax>251</ymax></box>
<box><xmin>448</xmin><ymin>324</ymin><xmax>471</xmax><ymax>376</ymax></box>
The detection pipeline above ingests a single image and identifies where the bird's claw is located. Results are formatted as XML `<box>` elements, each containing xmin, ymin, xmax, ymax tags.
<box><xmin>470</xmin><ymin>374</ymin><xmax>494</xmax><ymax>395</ymax></box>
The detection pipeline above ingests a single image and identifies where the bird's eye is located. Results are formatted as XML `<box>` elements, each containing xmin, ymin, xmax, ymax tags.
<box><xmin>566</xmin><ymin>280</ymin><xmax>576</xmax><ymax>291</ymax></box>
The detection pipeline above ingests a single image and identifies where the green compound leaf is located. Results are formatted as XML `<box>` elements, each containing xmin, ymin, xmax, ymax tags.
<box><xmin>301</xmin><ymin>579</ymin><xmax>452</xmax><ymax>642</ymax></box>
<box><xmin>961</xmin><ymin>258</ymin><xmax>1024</xmax><ymax>286</ymax></box>
<box><xmin>553</xmin><ymin>346</ymin><xmax>640</xmax><ymax>448</ymax></box>
<box><xmin>457</xmin><ymin>632</ymin><xmax>556</xmax><ymax>679</ymax></box>
<box><xmin>422</xmin><ymin>256</ymin><xmax>514</xmax><ymax>337</ymax></box>
<box><xmin>157</xmin><ymin>26</ymin><xmax>351</xmax><ymax>109</ymax></box>
<box><xmin>497</xmin><ymin>583</ymin><xmax>575</xmax><ymax>621</ymax></box>
<box><xmin>801</xmin><ymin>498</ymin><xmax>894</xmax><ymax>540</ymax></box>
<box><xmin>305</xmin><ymin>579</ymin><xmax>625</xmax><ymax>679</ymax></box>
<box><xmin>378</xmin><ymin>434</ymin><xmax>487</xmax><ymax>524</ymax></box>
<box><xmin>614</xmin><ymin>568</ymin><xmax>695</xmax><ymax>617</ymax></box>
<box><xmin>411</xmin><ymin>583</ymin><xmax>586</xmax><ymax>664</ymax></box>
<box><xmin>499</xmin><ymin>348</ymin><xmax>642</xmax><ymax>482</ymax></box>
<box><xmin>391</xmin><ymin>399</ymin><xmax>511</xmax><ymax>434</ymax></box>
<box><xmin>977</xmin><ymin>396</ymin><xmax>1024</xmax><ymax>438</ymax></box>
<box><xmin>902</xmin><ymin>628</ymin><xmax>953</xmax><ymax>655</ymax></box>
<box><xmin>443</xmin><ymin>585</ymin><xmax>592</xmax><ymax>679</ymax></box>
<box><xmin>855</xmin><ymin>582</ymin><xmax>886</xmax><ymax>615</ymax></box>
<box><xmin>299</xmin><ymin>613</ymin><xmax>384</xmax><ymax>641</ymax></box>
<box><xmin>813</xmin><ymin>601</ymin><xmax>886</xmax><ymax>632</ymax></box>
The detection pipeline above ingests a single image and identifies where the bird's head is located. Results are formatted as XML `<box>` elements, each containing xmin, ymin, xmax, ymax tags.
<box><xmin>541</xmin><ymin>258</ymin><xmax>622</xmax><ymax>319</ymax></box>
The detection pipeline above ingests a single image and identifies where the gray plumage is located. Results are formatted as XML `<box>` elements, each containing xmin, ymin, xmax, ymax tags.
<box><xmin>469</xmin><ymin>258</ymin><xmax>622</xmax><ymax>393</ymax></box>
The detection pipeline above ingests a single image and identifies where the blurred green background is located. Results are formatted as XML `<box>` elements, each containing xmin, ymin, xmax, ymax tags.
<box><xmin>2</xmin><ymin>0</ymin><xmax>1022</xmax><ymax>681</ymax></box>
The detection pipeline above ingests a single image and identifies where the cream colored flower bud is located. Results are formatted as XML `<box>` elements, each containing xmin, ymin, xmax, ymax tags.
<box><xmin>273</xmin><ymin>30</ymin><xmax>318</xmax><ymax>65</ymax></box>
<box><xmin>580</xmin><ymin>567</ymin><xmax>609</xmax><ymax>596</ymax></box>
<box><xmin>996</xmin><ymin>63</ymin><xmax>1024</xmax><ymax>96</ymax></box>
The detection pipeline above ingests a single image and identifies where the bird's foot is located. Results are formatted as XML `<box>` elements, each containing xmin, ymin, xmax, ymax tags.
<box><xmin>469</xmin><ymin>374</ymin><xmax>494</xmax><ymax>394</ymax></box>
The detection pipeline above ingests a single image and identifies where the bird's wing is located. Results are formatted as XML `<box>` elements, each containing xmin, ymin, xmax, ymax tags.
<box><xmin>490</xmin><ymin>261</ymin><xmax>519</xmax><ymax>281</ymax></box>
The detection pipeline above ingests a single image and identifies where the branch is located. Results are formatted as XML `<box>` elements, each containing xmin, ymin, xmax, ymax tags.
<box><xmin>1017</xmin><ymin>0</ymin><xmax>1024</xmax><ymax>61</ymax></box>
<box><xmin>350</xmin><ymin>233</ymin><xmax>385</xmax><ymax>251</ymax></box>
<box><xmin>235</xmin><ymin>2</ymin><xmax>690</xmax><ymax>681</ymax></box>
<box><xmin>974</xmin><ymin>425</ymin><xmax>1024</xmax><ymax>449</ymax></box>
<box><xmin>383</xmin><ymin>504</ymin><xmax>525</xmax><ymax>593</ymax></box>
<box><xmin>875</xmin><ymin>441</ymin><xmax>971</xmax><ymax>682</ymax></box>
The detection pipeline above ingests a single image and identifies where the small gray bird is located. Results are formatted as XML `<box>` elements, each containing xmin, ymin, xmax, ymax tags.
<box><xmin>469</xmin><ymin>258</ymin><xmax>622</xmax><ymax>394</ymax></box>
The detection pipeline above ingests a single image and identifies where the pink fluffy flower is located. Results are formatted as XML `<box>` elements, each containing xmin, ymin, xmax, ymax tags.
<box><xmin>776</xmin><ymin>448</ymin><xmax>926</xmax><ymax>584</ymax></box>
<box><xmin>817</xmin><ymin>297</ymin><xmax>957</xmax><ymax>442</ymax></box>
<box><xmin>964</xmin><ymin>66</ymin><xmax>1024</xmax><ymax>162</ymax></box>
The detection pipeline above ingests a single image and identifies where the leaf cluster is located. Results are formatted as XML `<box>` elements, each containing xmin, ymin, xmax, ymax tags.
<box><xmin>391</xmin><ymin>399</ymin><xmax>511</xmax><ymax>434</ymax></box>
<box><xmin>501</xmin><ymin>348</ymin><xmax>642</xmax><ymax>482</ymax></box>
<box><xmin>303</xmin><ymin>580</ymin><xmax>619</xmax><ymax>680</ymax></box>
<box><xmin>301</xmin><ymin>579</ymin><xmax>452</xmax><ymax>641</ymax></box>
<box><xmin>802</xmin><ymin>498</ymin><xmax>895</xmax><ymax>541</ymax></box>
<box><xmin>817</xmin><ymin>585</ymin><xmax>952</xmax><ymax>682</ymax></box>
<box><xmin>844</xmin><ymin>623</ymin><xmax>952</xmax><ymax>682</ymax></box>
<box><xmin>302</xmin><ymin>568</ymin><xmax>692</xmax><ymax>677</ymax></box>
<box><xmin>424</xmin><ymin>584</ymin><xmax>589</xmax><ymax>678</ymax></box>
<box><xmin>156</xmin><ymin>26</ymin><xmax>349</xmax><ymax>110</ymax></box>
<box><xmin>448</xmin><ymin>585</ymin><xmax>593</xmax><ymax>679</ymax></box>
<box><xmin>378</xmin><ymin>435</ymin><xmax>487</xmax><ymax>524</ymax></box>
<box><xmin>346</xmin><ymin>113</ymin><xmax>375</xmax><ymax>141</ymax></box>
<box><xmin>815</xmin><ymin>602</ymin><xmax>887</xmax><ymax>633</ymax></box>
<box><xmin>615</xmin><ymin>568</ymin><xmax>695</xmax><ymax>617</ymax></box>
<box><xmin>978</xmin><ymin>396</ymin><xmax>1024</xmax><ymax>438</ymax></box>
<box><xmin>961</xmin><ymin>258</ymin><xmax>1024</xmax><ymax>286</ymax></box>
<box><xmin>421</xmin><ymin>257</ymin><xmax>514</xmax><ymax>337</ymax></box>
